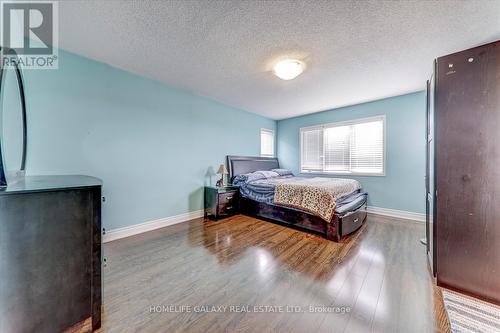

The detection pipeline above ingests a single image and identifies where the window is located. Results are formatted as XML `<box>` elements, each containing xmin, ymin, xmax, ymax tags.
<box><xmin>300</xmin><ymin>116</ymin><xmax>385</xmax><ymax>176</ymax></box>
<box><xmin>260</xmin><ymin>128</ymin><xmax>275</xmax><ymax>157</ymax></box>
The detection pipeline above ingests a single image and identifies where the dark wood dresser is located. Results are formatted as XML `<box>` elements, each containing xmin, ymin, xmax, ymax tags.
<box><xmin>0</xmin><ymin>175</ymin><xmax>102</xmax><ymax>333</ymax></box>
<box><xmin>204</xmin><ymin>185</ymin><xmax>239</xmax><ymax>220</ymax></box>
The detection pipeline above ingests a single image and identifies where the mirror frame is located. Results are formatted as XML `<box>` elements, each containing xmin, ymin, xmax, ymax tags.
<box><xmin>0</xmin><ymin>47</ymin><xmax>27</xmax><ymax>187</ymax></box>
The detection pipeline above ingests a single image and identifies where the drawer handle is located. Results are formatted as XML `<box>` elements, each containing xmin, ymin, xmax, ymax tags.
<box><xmin>354</xmin><ymin>218</ymin><xmax>359</xmax><ymax>223</ymax></box>
<box><xmin>226</xmin><ymin>196</ymin><xmax>233</xmax><ymax>200</ymax></box>
<box><xmin>226</xmin><ymin>206</ymin><xmax>233</xmax><ymax>210</ymax></box>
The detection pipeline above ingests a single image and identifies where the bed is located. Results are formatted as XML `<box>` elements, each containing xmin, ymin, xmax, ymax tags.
<box><xmin>227</xmin><ymin>155</ymin><xmax>368</xmax><ymax>242</ymax></box>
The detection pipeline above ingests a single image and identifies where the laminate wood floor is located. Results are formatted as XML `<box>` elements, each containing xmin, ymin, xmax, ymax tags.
<box><xmin>102</xmin><ymin>214</ymin><xmax>450</xmax><ymax>333</ymax></box>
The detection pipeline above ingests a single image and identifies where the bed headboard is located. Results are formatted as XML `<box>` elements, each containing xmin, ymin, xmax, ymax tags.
<box><xmin>227</xmin><ymin>155</ymin><xmax>280</xmax><ymax>182</ymax></box>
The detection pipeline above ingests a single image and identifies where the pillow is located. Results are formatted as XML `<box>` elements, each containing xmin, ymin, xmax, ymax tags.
<box><xmin>271</xmin><ymin>168</ymin><xmax>293</xmax><ymax>176</ymax></box>
<box><xmin>255</xmin><ymin>170</ymin><xmax>280</xmax><ymax>179</ymax></box>
<box><xmin>232</xmin><ymin>173</ymin><xmax>252</xmax><ymax>185</ymax></box>
<box><xmin>232</xmin><ymin>170</ymin><xmax>279</xmax><ymax>185</ymax></box>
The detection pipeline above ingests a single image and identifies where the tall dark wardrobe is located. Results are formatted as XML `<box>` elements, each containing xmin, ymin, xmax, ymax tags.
<box><xmin>426</xmin><ymin>40</ymin><xmax>500</xmax><ymax>305</ymax></box>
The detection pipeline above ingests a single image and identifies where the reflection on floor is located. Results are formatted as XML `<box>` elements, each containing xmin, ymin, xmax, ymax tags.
<box><xmin>102</xmin><ymin>214</ymin><xmax>450</xmax><ymax>333</ymax></box>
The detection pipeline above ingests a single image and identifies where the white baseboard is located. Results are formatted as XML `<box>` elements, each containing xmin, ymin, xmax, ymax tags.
<box><xmin>367</xmin><ymin>206</ymin><xmax>425</xmax><ymax>223</ymax></box>
<box><xmin>103</xmin><ymin>209</ymin><xmax>205</xmax><ymax>243</ymax></box>
<box><xmin>103</xmin><ymin>206</ymin><xmax>424</xmax><ymax>243</ymax></box>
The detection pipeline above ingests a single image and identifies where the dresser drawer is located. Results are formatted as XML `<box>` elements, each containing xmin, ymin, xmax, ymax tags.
<box><xmin>219</xmin><ymin>192</ymin><xmax>237</xmax><ymax>204</ymax></box>
<box><xmin>218</xmin><ymin>201</ymin><xmax>237</xmax><ymax>215</ymax></box>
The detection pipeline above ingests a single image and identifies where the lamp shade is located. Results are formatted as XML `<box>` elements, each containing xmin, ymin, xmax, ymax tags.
<box><xmin>217</xmin><ymin>164</ymin><xmax>228</xmax><ymax>175</ymax></box>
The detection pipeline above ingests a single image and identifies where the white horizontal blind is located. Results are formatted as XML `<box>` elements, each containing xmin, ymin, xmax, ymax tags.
<box><xmin>300</xmin><ymin>116</ymin><xmax>385</xmax><ymax>175</ymax></box>
<box><xmin>324</xmin><ymin>125</ymin><xmax>350</xmax><ymax>172</ymax></box>
<box><xmin>301</xmin><ymin>127</ymin><xmax>323</xmax><ymax>171</ymax></box>
<box><xmin>260</xmin><ymin>129</ymin><xmax>275</xmax><ymax>157</ymax></box>
<box><xmin>350</xmin><ymin>120</ymin><xmax>384</xmax><ymax>174</ymax></box>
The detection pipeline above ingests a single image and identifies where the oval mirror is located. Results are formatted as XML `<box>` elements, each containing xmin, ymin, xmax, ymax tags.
<box><xmin>0</xmin><ymin>52</ymin><xmax>27</xmax><ymax>186</ymax></box>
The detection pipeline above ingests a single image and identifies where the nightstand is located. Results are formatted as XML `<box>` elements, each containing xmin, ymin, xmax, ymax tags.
<box><xmin>204</xmin><ymin>185</ymin><xmax>239</xmax><ymax>220</ymax></box>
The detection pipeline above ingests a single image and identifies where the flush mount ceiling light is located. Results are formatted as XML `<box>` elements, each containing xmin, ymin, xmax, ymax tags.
<box><xmin>273</xmin><ymin>59</ymin><xmax>304</xmax><ymax>80</ymax></box>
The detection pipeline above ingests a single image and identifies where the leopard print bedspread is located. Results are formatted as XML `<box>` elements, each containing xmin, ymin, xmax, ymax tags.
<box><xmin>273</xmin><ymin>177</ymin><xmax>361</xmax><ymax>222</ymax></box>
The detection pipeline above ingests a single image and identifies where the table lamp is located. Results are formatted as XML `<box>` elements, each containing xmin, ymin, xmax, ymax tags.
<box><xmin>216</xmin><ymin>164</ymin><xmax>228</xmax><ymax>187</ymax></box>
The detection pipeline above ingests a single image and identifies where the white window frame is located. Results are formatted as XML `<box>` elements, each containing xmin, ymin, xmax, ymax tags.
<box><xmin>300</xmin><ymin>115</ymin><xmax>386</xmax><ymax>176</ymax></box>
<box><xmin>260</xmin><ymin>128</ymin><xmax>275</xmax><ymax>157</ymax></box>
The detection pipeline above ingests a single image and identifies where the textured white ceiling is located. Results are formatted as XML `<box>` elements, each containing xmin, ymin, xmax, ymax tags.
<box><xmin>58</xmin><ymin>0</ymin><xmax>500</xmax><ymax>119</ymax></box>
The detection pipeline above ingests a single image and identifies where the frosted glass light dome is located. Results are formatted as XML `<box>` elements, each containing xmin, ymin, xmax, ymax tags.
<box><xmin>273</xmin><ymin>59</ymin><xmax>304</xmax><ymax>80</ymax></box>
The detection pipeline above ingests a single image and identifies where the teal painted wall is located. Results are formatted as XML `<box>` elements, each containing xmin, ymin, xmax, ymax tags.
<box><xmin>19</xmin><ymin>49</ymin><xmax>275</xmax><ymax>230</ymax></box>
<box><xmin>277</xmin><ymin>92</ymin><xmax>426</xmax><ymax>214</ymax></box>
<box><xmin>4</xmin><ymin>46</ymin><xmax>424</xmax><ymax>229</ymax></box>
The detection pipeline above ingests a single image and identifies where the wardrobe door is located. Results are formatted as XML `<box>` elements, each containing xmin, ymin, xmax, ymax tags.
<box><xmin>435</xmin><ymin>41</ymin><xmax>500</xmax><ymax>304</ymax></box>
